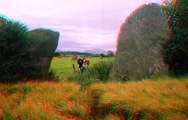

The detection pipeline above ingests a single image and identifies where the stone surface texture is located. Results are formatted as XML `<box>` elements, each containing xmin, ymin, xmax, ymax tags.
<box><xmin>28</xmin><ymin>28</ymin><xmax>59</xmax><ymax>75</ymax></box>
<box><xmin>110</xmin><ymin>3</ymin><xmax>170</xmax><ymax>80</ymax></box>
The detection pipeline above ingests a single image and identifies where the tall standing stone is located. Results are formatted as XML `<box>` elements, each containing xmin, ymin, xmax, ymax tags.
<box><xmin>110</xmin><ymin>3</ymin><xmax>170</xmax><ymax>80</ymax></box>
<box><xmin>28</xmin><ymin>28</ymin><xmax>59</xmax><ymax>77</ymax></box>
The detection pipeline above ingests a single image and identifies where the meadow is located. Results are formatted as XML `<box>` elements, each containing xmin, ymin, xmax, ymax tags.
<box><xmin>50</xmin><ymin>56</ymin><xmax>114</xmax><ymax>80</ymax></box>
<box><xmin>0</xmin><ymin>56</ymin><xmax>188</xmax><ymax>120</ymax></box>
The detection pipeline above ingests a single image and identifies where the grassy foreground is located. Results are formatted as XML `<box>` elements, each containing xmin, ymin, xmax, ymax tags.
<box><xmin>0</xmin><ymin>77</ymin><xmax>188</xmax><ymax>120</ymax></box>
<box><xmin>1</xmin><ymin>57</ymin><xmax>188</xmax><ymax>119</ymax></box>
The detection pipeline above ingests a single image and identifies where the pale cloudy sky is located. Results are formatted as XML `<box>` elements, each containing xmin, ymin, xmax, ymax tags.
<box><xmin>0</xmin><ymin>0</ymin><xmax>163</xmax><ymax>52</ymax></box>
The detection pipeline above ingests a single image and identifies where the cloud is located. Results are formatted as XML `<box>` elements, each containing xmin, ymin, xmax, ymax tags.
<box><xmin>0</xmin><ymin>0</ymin><xmax>163</xmax><ymax>52</ymax></box>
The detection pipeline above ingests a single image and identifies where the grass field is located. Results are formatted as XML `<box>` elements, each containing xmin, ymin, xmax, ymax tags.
<box><xmin>50</xmin><ymin>56</ymin><xmax>114</xmax><ymax>80</ymax></box>
<box><xmin>0</xmin><ymin>56</ymin><xmax>188</xmax><ymax>119</ymax></box>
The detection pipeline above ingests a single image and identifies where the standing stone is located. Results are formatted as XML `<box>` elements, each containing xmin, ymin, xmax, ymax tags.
<box><xmin>110</xmin><ymin>3</ymin><xmax>170</xmax><ymax>81</ymax></box>
<box><xmin>28</xmin><ymin>28</ymin><xmax>59</xmax><ymax>77</ymax></box>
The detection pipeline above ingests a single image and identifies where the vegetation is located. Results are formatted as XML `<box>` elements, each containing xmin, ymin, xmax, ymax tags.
<box><xmin>68</xmin><ymin>59</ymin><xmax>114</xmax><ymax>90</ymax></box>
<box><xmin>50</xmin><ymin>56</ymin><xmax>114</xmax><ymax>80</ymax></box>
<box><xmin>0</xmin><ymin>81</ymin><xmax>89</xmax><ymax>120</ymax></box>
<box><xmin>162</xmin><ymin>0</ymin><xmax>188</xmax><ymax>76</ymax></box>
<box><xmin>106</xmin><ymin>50</ymin><xmax>115</xmax><ymax>57</ymax></box>
<box><xmin>99</xmin><ymin>53</ymin><xmax>106</xmax><ymax>58</ymax></box>
<box><xmin>58</xmin><ymin>51</ymin><xmax>93</xmax><ymax>56</ymax></box>
<box><xmin>85</xmin><ymin>60</ymin><xmax>113</xmax><ymax>82</ymax></box>
<box><xmin>0</xmin><ymin>77</ymin><xmax>187</xmax><ymax>120</ymax></box>
<box><xmin>89</xmin><ymin>77</ymin><xmax>188</xmax><ymax>119</ymax></box>
<box><xmin>1</xmin><ymin>3</ymin><xmax>188</xmax><ymax>119</ymax></box>
<box><xmin>0</xmin><ymin>56</ymin><xmax>187</xmax><ymax>119</ymax></box>
<box><xmin>0</xmin><ymin>15</ymin><xmax>41</xmax><ymax>83</ymax></box>
<box><xmin>54</xmin><ymin>52</ymin><xmax>61</xmax><ymax>57</ymax></box>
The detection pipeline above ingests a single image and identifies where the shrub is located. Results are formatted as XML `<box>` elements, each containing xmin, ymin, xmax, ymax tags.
<box><xmin>54</xmin><ymin>52</ymin><xmax>61</xmax><ymax>57</ymax></box>
<box><xmin>0</xmin><ymin>15</ymin><xmax>41</xmax><ymax>83</ymax></box>
<box><xmin>162</xmin><ymin>0</ymin><xmax>188</xmax><ymax>76</ymax></box>
<box><xmin>43</xmin><ymin>69</ymin><xmax>58</xmax><ymax>81</ymax></box>
<box><xmin>86</xmin><ymin>60</ymin><xmax>114</xmax><ymax>82</ymax></box>
<box><xmin>99</xmin><ymin>53</ymin><xmax>106</xmax><ymax>58</ymax></box>
<box><xmin>107</xmin><ymin>50</ymin><xmax>115</xmax><ymax>57</ymax></box>
<box><xmin>68</xmin><ymin>60</ymin><xmax>114</xmax><ymax>85</ymax></box>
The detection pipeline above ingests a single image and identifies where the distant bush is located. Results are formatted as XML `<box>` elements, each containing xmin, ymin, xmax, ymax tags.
<box><xmin>99</xmin><ymin>53</ymin><xmax>106</xmax><ymax>58</ymax></box>
<box><xmin>0</xmin><ymin>15</ymin><xmax>41</xmax><ymax>83</ymax></box>
<box><xmin>71</xmin><ymin>55</ymin><xmax>78</xmax><ymax>60</ymax></box>
<box><xmin>106</xmin><ymin>50</ymin><xmax>115</xmax><ymax>57</ymax></box>
<box><xmin>54</xmin><ymin>52</ymin><xmax>61</xmax><ymax>57</ymax></box>
<box><xmin>92</xmin><ymin>54</ymin><xmax>99</xmax><ymax>57</ymax></box>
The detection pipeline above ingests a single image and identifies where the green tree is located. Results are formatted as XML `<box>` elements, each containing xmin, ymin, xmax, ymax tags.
<box><xmin>99</xmin><ymin>53</ymin><xmax>106</xmax><ymax>58</ymax></box>
<box><xmin>0</xmin><ymin>15</ymin><xmax>41</xmax><ymax>83</ymax></box>
<box><xmin>54</xmin><ymin>52</ymin><xmax>61</xmax><ymax>57</ymax></box>
<box><xmin>162</xmin><ymin>0</ymin><xmax>188</xmax><ymax>76</ymax></box>
<box><xmin>107</xmin><ymin>50</ymin><xmax>115</xmax><ymax>57</ymax></box>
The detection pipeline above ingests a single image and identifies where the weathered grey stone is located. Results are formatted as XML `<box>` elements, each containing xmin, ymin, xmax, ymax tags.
<box><xmin>110</xmin><ymin>3</ymin><xmax>170</xmax><ymax>81</ymax></box>
<box><xmin>28</xmin><ymin>28</ymin><xmax>59</xmax><ymax>76</ymax></box>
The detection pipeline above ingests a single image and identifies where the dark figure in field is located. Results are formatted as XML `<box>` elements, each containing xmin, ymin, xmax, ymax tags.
<box><xmin>72</xmin><ymin>64</ymin><xmax>75</xmax><ymax>73</ymax></box>
<box><xmin>77</xmin><ymin>57</ymin><xmax>84</xmax><ymax>73</ymax></box>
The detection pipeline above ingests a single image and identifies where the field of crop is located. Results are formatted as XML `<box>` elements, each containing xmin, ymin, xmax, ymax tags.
<box><xmin>0</xmin><ymin>56</ymin><xmax>188</xmax><ymax>120</ymax></box>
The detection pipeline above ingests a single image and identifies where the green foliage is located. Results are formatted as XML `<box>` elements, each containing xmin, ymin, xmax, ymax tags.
<box><xmin>4</xmin><ymin>112</ymin><xmax>17</xmax><ymax>120</ymax></box>
<box><xmin>43</xmin><ymin>69</ymin><xmax>58</xmax><ymax>81</ymax></box>
<box><xmin>162</xmin><ymin>0</ymin><xmax>188</xmax><ymax>76</ymax></box>
<box><xmin>54</xmin><ymin>52</ymin><xmax>61</xmax><ymax>57</ymax></box>
<box><xmin>107</xmin><ymin>50</ymin><xmax>115</xmax><ymax>57</ymax></box>
<box><xmin>3</xmin><ymin>85</ymin><xmax>32</xmax><ymax>94</ymax></box>
<box><xmin>86</xmin><ymin>60</ymin><xmax>114</xmax><ymax>82</ymax></box>
<box><xmin>0</xmin><ymin>15</ymin><xmax>41</xmax><ymax>83</ymax></box>
<box><xmin>99</xmin><ymin>53</ymin><xmax>106</xmax><ymax>58</ymax></box>
<box><xmin>50</xmin><ymin>56</ymin><xmax>114</xmax><ymax>80</ymax></box>
<box><xmin>68</xmin><ymin>60</ymin><xmax>114</xmax><ymax>85</ymax></box>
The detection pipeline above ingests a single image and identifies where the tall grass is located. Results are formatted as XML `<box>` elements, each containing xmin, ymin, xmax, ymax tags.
<box><xmin>1</xmin><ymin>56</ymin><xmax>188</xmax><ymax>119</ymax></box>
<box><xmin>67</xmin><ymin>59</ymin><xmax>114</xmax><ymax>88</ymax></box>
<box><xmin>89</xmin><ymin>77</ymin><xmax>188</xmax><ymax>119</ymax></box>
<box><xmin>86</xmin><ymin>60</ymin><xmax>114</xmax><ymax>82</ymax></box>
<box><xmin>0</xmin><ymin>77</ymin><xmax>187</xmax><ymax>120</ymax></box>
<box><xmin>0</xmin><ymin>81</ymin><xmax>90</xmax><ymax>120</ymax></box>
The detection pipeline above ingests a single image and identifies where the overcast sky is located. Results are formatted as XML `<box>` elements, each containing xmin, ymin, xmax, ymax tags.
<box><xmin>0</xmin><ymin>0</ymin><xmax>163</xmax><ymax>52</ymax></box>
